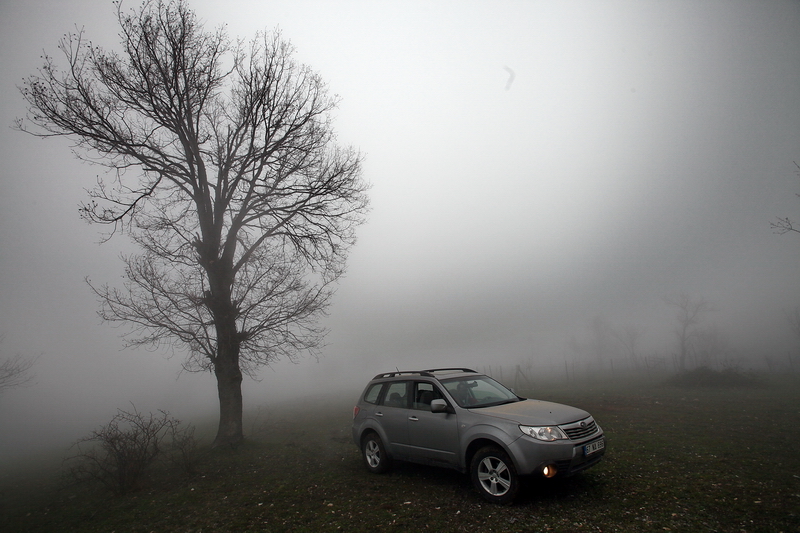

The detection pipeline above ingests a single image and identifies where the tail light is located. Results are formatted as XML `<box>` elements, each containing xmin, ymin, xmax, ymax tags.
<box><xmin>353</xmin><ymin>406</ymin><xmax>360</xmax><ymax>419</ymax></box>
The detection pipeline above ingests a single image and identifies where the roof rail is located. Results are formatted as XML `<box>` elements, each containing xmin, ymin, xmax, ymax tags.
<box><xmin>372</xmin><ymin>371</ymin><xmax>427</xmax><ymax>379</ymax></box>
<box><xmin>372</xmin><ymin>368</ymin><xmax>478</xmax><ymax>380</ymax></box>
<box><xmin>423</xmin><ymin>368</ymin><xmax>478</xmax><ymax>374</ymax></box>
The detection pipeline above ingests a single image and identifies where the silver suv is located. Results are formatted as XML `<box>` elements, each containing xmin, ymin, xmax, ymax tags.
<box><xmin>351</xmin><ymin>368</ymin><xmax>605</xmax><ymax>503</ymax></box>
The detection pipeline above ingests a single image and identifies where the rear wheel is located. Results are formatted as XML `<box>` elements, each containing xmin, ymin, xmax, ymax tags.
<box><xmin>470</xmin><ymin>446</ymin><xmax>520</xmax><ymax>504</ymax></box>
<box><xmin>361</xmin><ymin>432</ymin><xmax>391</xmax><ymax>473</ymax></box>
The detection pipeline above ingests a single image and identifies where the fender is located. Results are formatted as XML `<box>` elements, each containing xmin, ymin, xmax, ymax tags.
<box><xmin>458</xmin><ymin>422</ymin><xmax>522</xmax><ymax>471</ymax></box>
<box><xmin>357</xmin><ymin>418</ymin><xmax>391</xmax><ymax>447</ymax></box>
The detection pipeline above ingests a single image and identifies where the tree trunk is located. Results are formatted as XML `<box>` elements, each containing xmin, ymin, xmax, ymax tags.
<box><xmin>202</xmin><ymin>235</ymin><xmax>244</xmax><ymax>447</ymax></box>
<box><xmin>210</xmin><ymin>280</ymin><xmax>244</xmax><ymax>447</ymax></box>
<box><xmin>213</xmin><ymin>348</ymin><xmax>244</xmax><ymax>447</ymax></box>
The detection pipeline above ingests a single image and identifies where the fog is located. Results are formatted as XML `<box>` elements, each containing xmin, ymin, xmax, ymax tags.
<box><xmin>1</xmin><ymin>0</ymin><xmax>798</xmax><ymax>463</ymax></box>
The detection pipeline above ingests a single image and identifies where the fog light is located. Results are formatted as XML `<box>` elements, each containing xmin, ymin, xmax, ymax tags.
<box><xmin>542</xmin><ymin>464</ymin><xmax>558</xmax><ymax>478</ymax></box>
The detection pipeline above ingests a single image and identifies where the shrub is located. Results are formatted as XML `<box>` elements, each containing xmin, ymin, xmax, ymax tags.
<box><xmin>67</xmin><ymin>407</ymin><xmax>196</xmax><ymax>494</ymax></box>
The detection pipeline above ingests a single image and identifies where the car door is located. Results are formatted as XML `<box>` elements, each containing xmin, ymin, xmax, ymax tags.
<box><xmin>406</xmin><ymin>381</ymin><xmax>460</xmax><ymax>466</ymax></box>
<box><xmin>375</xmin><ymin>380</ymin><xmax>411</xmax><ymax>456</ymax></box>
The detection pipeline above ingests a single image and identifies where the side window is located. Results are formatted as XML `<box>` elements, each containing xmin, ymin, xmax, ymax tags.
<box><xmin>382</xmin><ymin>381</ymin><xmax>409</xmax><ymax>408</ymax></box>
<box><xmin>412</xmin><ymin>381</ymin><xmax>445</xmax><ymax>410</ymax></box>
<box><xmin>363</xmin><ymin>383</ymin><xmax>384</xmax><ymax>405</ymax></box>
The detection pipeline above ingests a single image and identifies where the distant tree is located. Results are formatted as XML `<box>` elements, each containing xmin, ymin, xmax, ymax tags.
<box><xmin>770</xmin><ymin>161</ymin><xmax>800</xmax><ymax>236</ymax></box>
<box><xmin>666</xmin><ymin>294</ymin><xmax>711</xmax><ymax>372</ymax></box>
<box><xmin>17</xmin><ymin>0</ymin><xmax>369</xmax><ymax>447</ymax></box>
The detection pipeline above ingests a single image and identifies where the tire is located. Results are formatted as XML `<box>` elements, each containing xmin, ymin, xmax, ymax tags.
<box><xmin>361</xmin><ymin>432</ymin><xmax>391</xmax><ymax>474</ymax></box>
<box><xmin>470</xmin><ymin>446</ymin><xmax>520</xmax><ymax>504</ymax></box>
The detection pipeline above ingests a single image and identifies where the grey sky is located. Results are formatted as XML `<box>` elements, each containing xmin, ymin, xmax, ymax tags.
<box><xmin>1</xmin><ymin>0</ymin><xmax>798</xmax><ymax>460</ymax></box>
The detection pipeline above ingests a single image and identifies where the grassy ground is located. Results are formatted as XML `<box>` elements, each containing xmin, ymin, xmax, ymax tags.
<box><xmin>2</xmin><ymin>374</ymin><xmax>799</xmax><ymax>532</ymax></box>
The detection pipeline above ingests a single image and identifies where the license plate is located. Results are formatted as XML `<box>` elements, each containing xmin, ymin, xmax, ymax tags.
<box><xmin>584</xmin><ymin>439</ymin><xmax>605</xmax><ymax>456</ymax></box>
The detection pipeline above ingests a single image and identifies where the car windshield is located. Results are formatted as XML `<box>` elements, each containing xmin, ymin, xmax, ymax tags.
<box><xmin>441</xmin><ymin>376</ymin><xmax>519</xmax><ymax>408</ymax></box>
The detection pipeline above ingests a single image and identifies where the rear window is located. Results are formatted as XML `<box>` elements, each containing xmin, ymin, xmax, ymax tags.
<box><xmin>363</xmin><ymin>383</ymin><xmax>383</xmax><ymax>404</ymax></box>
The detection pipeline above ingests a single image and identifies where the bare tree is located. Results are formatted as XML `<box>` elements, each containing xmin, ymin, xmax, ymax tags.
<box><xmin>771</xmin><ymin>161</ymin><xmax>800</xmax><ymax>236</ymax></box>
<box><xmin>17</xmin><ymin>0</ymin><xmax>369</xmax><ymax>447</ymax></box>
<box><xmin>666</xmin><ymin>294</ymin><xmax>711</xmax><ymax>372</ymax></box>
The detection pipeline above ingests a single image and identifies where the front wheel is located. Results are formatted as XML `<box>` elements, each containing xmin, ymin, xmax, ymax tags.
<box><xmin>470</xmin><ymin>446</ymin><xmax>520</xmax><ymax>504</ymax></box>
<box><xmin>361</xmin><ymin>432</ymin><xmax>391</xmax><ymax>474</ymax></box>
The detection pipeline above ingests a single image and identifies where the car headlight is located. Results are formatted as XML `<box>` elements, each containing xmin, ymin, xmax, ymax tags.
<box><xmin>520</xmin><ymin>425</ymin><xmax>568</xmax><ymax>441</ymax></box>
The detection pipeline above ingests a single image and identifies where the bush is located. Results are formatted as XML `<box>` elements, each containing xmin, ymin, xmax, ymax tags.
<box><xmin>67</xmin><ymin>407</ymin><xmax>197</xmax><ymax>494</ymax></box>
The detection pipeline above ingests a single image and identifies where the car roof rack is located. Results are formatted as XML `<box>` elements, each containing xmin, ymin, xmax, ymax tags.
<box><xmin>423</xmin><ymin>368</ymin><xmax>478</xmax><ymax>374</ymax></box>
<box><xmin>372</xmin><ymin>368</ymin><xmax>478</xmax><ymax>379</ymax></box>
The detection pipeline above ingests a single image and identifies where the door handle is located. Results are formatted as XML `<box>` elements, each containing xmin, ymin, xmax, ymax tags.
<box><xmin>408</xmin><ymin>416</ymin><xmax>419</xmax><ymax>421</ymax></box>
<box><xmin>376</xmin><ymin>412</ymin><xmax>384</xmax><ymax>417</ymax></box>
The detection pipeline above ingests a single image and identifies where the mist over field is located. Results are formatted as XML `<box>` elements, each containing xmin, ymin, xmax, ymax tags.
<box><xmin>1</xmin><ymin>0</ymin><xmax>799</xmax><ymax>464</ymax></box>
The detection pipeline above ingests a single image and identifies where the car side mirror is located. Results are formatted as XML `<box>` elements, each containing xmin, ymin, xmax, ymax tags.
<box><xmin>430</xmin><ymin>399</ymin><xmax>449</xmax><ymax>413</ymax></box>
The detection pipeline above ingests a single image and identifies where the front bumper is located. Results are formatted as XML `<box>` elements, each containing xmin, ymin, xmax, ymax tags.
<box><xmin>510</xmin><ymin>433</ymin><xmax>606</xmax><ymax>477</ymax></box>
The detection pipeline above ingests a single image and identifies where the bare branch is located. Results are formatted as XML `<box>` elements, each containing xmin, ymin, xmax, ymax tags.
<box><xmin>0</xmin><ymin>337</ymin><xmax>38</xmax><ymax>391</ymax></box>
<box><xmin>0</xmin><ymin>355</ymin><xmax>37</xmax><ymax>390</ymax></box>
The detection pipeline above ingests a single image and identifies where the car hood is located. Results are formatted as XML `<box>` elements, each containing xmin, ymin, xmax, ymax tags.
<box><xmin>472</xmin><ymin>399</ymin><xmax>589</xmax><ymax>426</ymax></box>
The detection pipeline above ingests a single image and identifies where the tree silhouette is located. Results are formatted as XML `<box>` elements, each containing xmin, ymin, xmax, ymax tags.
<box><xmin>666</xmin><ymin>294</ymin><xmax>711</xmax><ymax>372</ymax></box>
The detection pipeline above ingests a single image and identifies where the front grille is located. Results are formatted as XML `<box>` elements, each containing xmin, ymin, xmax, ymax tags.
<box><xmin>561</xmin><ymin>418</ymin><xmax>598</xmax><ymax>440</ymax></box>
